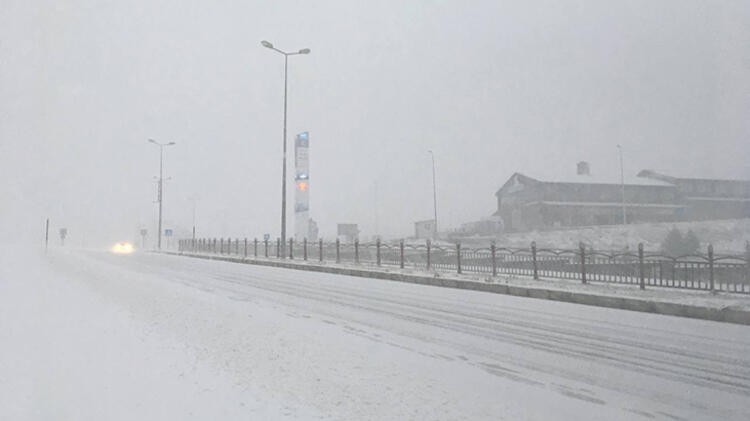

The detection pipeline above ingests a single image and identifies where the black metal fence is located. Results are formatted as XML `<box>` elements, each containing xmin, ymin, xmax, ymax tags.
<box><xmin>177</xmin><ymin>237</ymin><xmax>750</xmax><ymax>294</ymax></box>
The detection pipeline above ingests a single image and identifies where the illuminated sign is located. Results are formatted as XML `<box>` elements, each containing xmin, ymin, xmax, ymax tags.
<box><xmin>295</xmin><ymin>132</ymin><xmax>310</xmax><ymax>241</ymax></box>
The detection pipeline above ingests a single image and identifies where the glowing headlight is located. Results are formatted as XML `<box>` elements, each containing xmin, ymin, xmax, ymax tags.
<box><xmin>111</xmin><ymin>242</ymin><xmax>134</xmax><ymax>254</ymax></box>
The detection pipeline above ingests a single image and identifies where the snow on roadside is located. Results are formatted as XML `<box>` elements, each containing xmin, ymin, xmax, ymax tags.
<box><xmin>0</xmin><ymin>246</ymin><xmax>321</xmax><ymax>420</ymax></box>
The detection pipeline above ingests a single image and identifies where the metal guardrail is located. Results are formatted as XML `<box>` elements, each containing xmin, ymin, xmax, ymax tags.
<box><xmin>177</xmin><ymin>237</ymin><xmax>750</xmax><ymax>294</ymax></box>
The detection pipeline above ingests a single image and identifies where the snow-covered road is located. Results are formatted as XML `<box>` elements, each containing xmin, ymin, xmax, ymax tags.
<box><xmin>3</xmin><ymin>248</ymin><xmax>750</xmax><ymax>420</ymax></box>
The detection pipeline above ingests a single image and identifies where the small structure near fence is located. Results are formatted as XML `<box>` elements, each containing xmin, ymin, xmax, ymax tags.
<box><xmin>178</xmin><ymin>237</ymin><xmax>750</xmax><ymax>295</ymax></box>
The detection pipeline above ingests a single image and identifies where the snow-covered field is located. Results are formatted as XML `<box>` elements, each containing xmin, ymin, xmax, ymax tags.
<box><xmin>2</xmin><ymin>246</ymin><xmax>750</xmax><ymax>420</ymax></box>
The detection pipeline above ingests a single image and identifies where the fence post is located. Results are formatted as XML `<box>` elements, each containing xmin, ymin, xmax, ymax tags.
<box><xmin>304</xmin><ymin>238</ymin><xmax>308</xmax><ymax>261</ymax></box>
<box><xmin>531</xmin><ymin>241</ymin><xmax>538</xmax><ymax>280</ymax></box>
<box><xmin>426</xmin><ymin>239</ymin><xmax>432</xmax><ymax>271</ymax></box>
<box><xmin>244</xmin><ymin>238</ymin><xmax>248</xmax><ymax>258</ymax></box>
<box><xmin>456</xmin><ymin>243</ymin><xmax>462</xmax><ymax>274</ymax></box>
<box><xmin>354</xmin><ymin>240</ymin><xmax>359</xmax><ymax>264</ymax></box>
<box><xmin>319</xmin><ymin>238</ymin><xmax>323</xmax><ymax>262</ymax></box>
<box><xmin>264</xmin><ymin>238</ymin><xmax>268</xmax><ymax>257</ymax></box>
<box><xmin>638</xmin><ymin>243</ymin><xmax>645</xmax><ymax>290</ymax></box>
<box><xmin>708</xmin><ymin>244</ymin><xmax>715</xmax><ymax>293</ymax></box>
<box><xmin>336</xmin><ymin>238</ymin><xmax>340</xmax><ymax>263</ymax></box>
<box><xmin>235</xmin><ymin>238</ymin><xmax>239</xmax><ymax>255</ymax></box>
<box><xmin>579</xmin><ymin>242</ymin><xmax>586</xmax><ymax>284</ymax></box>
<box><xmin>491</xmin><ymin>241</ymin><xmax>497</xmax><ymax>277</ymax></box>
<box><xmin>289</xmin><ymin>238</ymin><xmax>294</xmax><ymax>260</ymax></box>
<box><xmin>220</xmin><ymin>238</ymin><xmax>224</xmax><ymax>254</ymax></box>
<box><xmin>745</xmin><ymin>241</ymin><xmax>750</xmax><ymax>288</ymax></box>
<box><xmin>376</xmin><ymin>238</ymin><xmax>381</xmax><ymax>266</ymax></box>
<box><xmin>276</xmin><ymin>238</ymin><xmax>280</xmax><ymax>258</ymax></box>
<box><xmin>400</xmin><ymin>240</ymin><xmax>405</xmax><ymax>269</ymax></box>
<box><xmin>254</xmin><ymin>238</ymin><xmax>258</xmax><ymax>257</ymax></box>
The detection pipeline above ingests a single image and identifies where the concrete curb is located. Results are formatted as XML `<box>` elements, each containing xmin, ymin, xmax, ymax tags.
<box><xmin>161</xmin><ymin>251</ymin><xmax>750</xmax><ymax>326</ymax></box>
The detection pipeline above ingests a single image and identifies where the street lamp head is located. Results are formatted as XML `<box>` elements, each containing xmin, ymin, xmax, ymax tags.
<box><xmin>261</xmin><ymin>40</ymin><xmax>273</xmax><ymax>49</ymax></box>
<box><xmin>167</xmin><ymin>142</ymin><xmax>176</xmax><ymax>146</ymax></box>
<box><xmin>298</xmin><ymin>48</ymin><xmax>311</xmax><ymax>54</ymax></box>
<box><xmin>148</xmin><ymin>138</ymin><xmax>156</xmax><ymax>144</ymax></box>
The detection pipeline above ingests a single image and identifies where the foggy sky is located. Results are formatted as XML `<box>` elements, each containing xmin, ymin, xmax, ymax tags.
<box><xmin>2</xmin><ymin>0</ymin><xmax>749</xmax><ymax>247</ymax></box>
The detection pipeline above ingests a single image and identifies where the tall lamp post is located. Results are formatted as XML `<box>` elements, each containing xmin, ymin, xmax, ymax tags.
<box><xmin>148</xmin><ymin>138</ymin><xmax>175</xmax><ymax>250</ymax></box>
<box><xmin>261</xmin><ymin>40</ymin><xmax>310</xmax><ymax>254</ymax></box>
<box><xmin>188</xmin><ymin>196</ymin><xmax>199</xmax><ymax>250</ymax></box>
<box><xmin>428</xmin><ymin>150</ymin><xmax>438</xmax><ymax>239</ymax></box>
<box><xmin>617</xmin><ymin>144</ymin><xmax>626</xmax><ymax>225</ymax></box>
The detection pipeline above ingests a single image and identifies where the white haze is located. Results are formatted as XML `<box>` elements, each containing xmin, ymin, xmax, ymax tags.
<box><xmin>1</xmin><ymin>0</ymin><xmax>749</xmax><ymax>247</ymax></box>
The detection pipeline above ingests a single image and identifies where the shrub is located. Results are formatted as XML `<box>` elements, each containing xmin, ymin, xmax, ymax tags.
<box><xmin>661</xmin><ymin>228</ymin><xmax>701</xmax><ymax>256</ymax></box>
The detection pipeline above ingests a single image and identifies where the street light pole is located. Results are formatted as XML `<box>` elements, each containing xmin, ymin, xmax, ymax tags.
<box><xmin>149</xmin><ymin>139</ymin><xmax>175</xmax><ymax>250</ymax></box>
<box><xmin>617</xmin><ymin>144</ymin><xmax>626</xmax><ymax>225</ymax></box>
<box><xmin>189</xmin><ymin>196</ymin><xmax>198</xmax><ymax>249</ymax></box>
<box><xmin>261</xmin><ymin>40</ymin><xmax>310</xmax><ymax>255</ymax></box>
<box><xmin>428</xmin><ymin>150</ymin><xmax>438</xmax><ymax>239</ymax></box>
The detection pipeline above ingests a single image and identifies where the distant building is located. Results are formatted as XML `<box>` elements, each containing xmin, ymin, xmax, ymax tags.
<box><xmin>458</xmin><ymin>217</ymin><xmax>503</xmax><ymax>237</ymax></box>
<box><xmin>337</xmin><ymin>223</ymin><xmax>359</xmax><ymax>243</ymax></box>
<box><xmin>637</xmin><ymin>170</ymin><xmax>750</xmax><ymax>221</ymax></box>
<box><xmin>494</xmin><ymin>162</ymin><xmax>750</xmax><ymax>232</ymax></box>
<box><xmin>414</xmin><ymin>219</ymin><xmax>436</xmax><ymax>239</ymax></box>
<box><xmin>307</xmin><ymin>218</ymin><xmax>319</xmax><ymax>242</ymax></box>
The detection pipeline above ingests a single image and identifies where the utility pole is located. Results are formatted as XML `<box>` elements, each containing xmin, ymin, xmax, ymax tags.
<box><xmin>618</xmin><ymin>144</ymin><xmax>626</xmax><ymax>225</ymax></box>
<box><xmin>374</xmin><ymin>181</ymin><xmax>380</xmax><ymax>240</ymax></box>
<box><xmin>189</xmin><ymin>196</ymin><xmax>198</xmax><ymax>248</ymax></box>
<box><xmin>428</xmin><ymin>150</ymin><xmax>438</xmax><ymax>239</ymax></box>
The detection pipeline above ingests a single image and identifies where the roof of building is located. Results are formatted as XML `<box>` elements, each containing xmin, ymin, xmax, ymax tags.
<box><xmin>523</xmin><ymin>201</ymin><xmax>684</xmax><ymax>209</ymax></box>
<box><xmin>638</xmin><ymin>169</ymin><xmax>750</xmax><ymax>183</ymax></box>
<box><xmin>543</xmin><ymin>173</ymin><xmax>673</xmax><ymax>187</ymax></box>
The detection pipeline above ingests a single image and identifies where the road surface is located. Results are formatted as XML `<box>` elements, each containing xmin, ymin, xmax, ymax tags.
<box><xmin>2</xmin><ymin>248</ymin><xmax>749</xmax><ymax>420</ymax></box>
